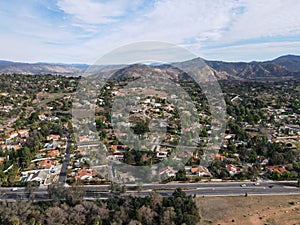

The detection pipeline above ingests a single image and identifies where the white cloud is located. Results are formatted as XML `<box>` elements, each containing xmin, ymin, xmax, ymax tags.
<box><xmin>221</xmin><ymin>0</ymin><xmax>300</xmax><ymax>43</ymax></box>
<box><xmin>57</xmin><ymin>0</ymin><xmax>143</xmax><ymax>25</ymax></box>
<box><xmin>117</xmin><ymin>0</ymin><xmax>240</xmax><ymax>43</ymax></box>
<box><xmin>77</xmin><ymin>0</ymin><xmax>242</xmax><ymax>62</ymax></box>
<box><xmin>52</xmin><ymin>0</ymin><xmax>300</xmax><ymax>63</ymax></box>
<box><xmin>0</xmin><ymin>0</ymin><xmax>300</xmax><ymax>63</ymax></box>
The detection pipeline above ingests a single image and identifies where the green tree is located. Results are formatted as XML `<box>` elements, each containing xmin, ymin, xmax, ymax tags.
<box><xmin>293</xmin><ymin>163</ymin><xmax>300</xmax><ymax>187</ymax></box>
<box><xmin>133</xmin><ymin>121</ymin><xmax>149</xmax><ymax>135</ymax></box>
<box><xmin>175</xmin><ymin>169</ymin><xmax>187</xmax><ymax>181</ymax></box>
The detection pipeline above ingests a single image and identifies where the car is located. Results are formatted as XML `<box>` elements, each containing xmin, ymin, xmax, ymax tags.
<box><xmin>240</xmin><ymin>184</ymin><xmax>246</xmax><ymax>187</ymax></box>
<box><xmin>268</xmin><ymin>185</ymin><xmax>274</xmax><ymax>188</ymax></box>
<box><xmin>253</xmin><ymin>182</ymin><xmax>260</xmax><ymax>186</ymax></box>
<box><xmin>11</xmin><ymin>188</ymin><xmax>18</xmax><ymax>192</ymax></box>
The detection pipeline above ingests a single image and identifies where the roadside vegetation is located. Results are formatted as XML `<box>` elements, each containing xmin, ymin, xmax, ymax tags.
<box><xmin>0</xmin><ymin>188</ymin><xmax>200</xmax><ymax>225</ymax></box>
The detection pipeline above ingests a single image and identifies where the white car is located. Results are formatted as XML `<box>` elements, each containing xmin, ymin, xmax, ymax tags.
<box><xmin>253</xmin><ymin>182</ymin><xmax>260</xmax><ymax>186</ymax></box>
<box><xmin>240</xmin><ymin>184</ymin><xmax>246</xmax><ymax>187</ymax></box>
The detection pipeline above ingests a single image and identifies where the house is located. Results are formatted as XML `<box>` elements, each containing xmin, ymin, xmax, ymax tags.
<box><xmin>150</xmin><ymin>108</ymin><xmax>160</xmax><ymax>113</ymax></box>
<box><xmin>7</xmin><ymin>131</ymin><xmax>18</xmax><ymax>140</ymax></box>
<box><xmin>190</xmin><ymin>165</ymin><xmax>212</xmax><ymax>177</ymax></box>
<box><xmin>130</xmin><ymin>106</ymin><xmax>142</xmax><ymax>113</ymax></box>
<box><xmin>18</xmin><ymin>129</ymin><xmax>29</xmax><ymax>138</ymax></box>
<box><xmin>75</xmin><ymin>168</ymin><xmax>95</xmax><ymax>180</ymax></box>
<box><xmin>114</xmin><ymin>132</ymin><xmax>128</xmax><ymax>138</ymax></box>
<box><xmin>111</xmin><ymin>90</ymin><xmax>119</xmax><ymax>96</ymax></box>
<box><xmin>46</xmin><ymin>134</ymin><xmax>60</xmax><ymax>141</ymax></box>
<box><xmin>159</xmin><ymin>166</ymin><xmax>176</xmax><ymax>178</ymax></box>
<box><xmin>96</xmin><ymin>98</ymin><xmax>105</xmax><ymax>105</ymax></box>
<box><xmin>27</xmin><ymin>170</ymin><xmax>48</xmax><ymax>183</ymax></box>
<box><xmin>153</xmin><ymin>103</ymin><xmax>161</xmax><ymax>108</ymax></box>
<box><xmin>46</xmin><ymin>149</ymin><xmax>60</xmax><ymax>157</ymax></box>
<box><xmin>156</xmin><ymin>150</ymin><xmax>168</xmax><ymax>159</ymax></box>
<box><xmin>38</xmin><ymin>114</ymin><xmax>47</xmax><ymax>121</ymax></box>
<box><xmin>108</xmin><ymin>154</ymin><xmax>124</xmax><ymax>161</ymax></box>
<box><xmin>266</xmin><ymin>166</ymin><xmax>286</xmax><ymax>174</ymax></box>
<box><xmin>76</xmin><ymin>148</ymin><xmax>84</xmax><ymax>155</ymax></box>
<box><xmin>37</xmin><ymin>160</ymin><xmax>56</xmax><ymax>169</ymax></box>
<box><xmin>226</xmin><ymin>164</ymin><xmax>240</xmax><ymax>176</ymax></box>
<box><xmin>0</xmin><ymin>157</ymin><xmax>5</xmax><ymax>164</ymax></box>
<box><xmin>224</xmin><ymin>134</ymin><xmax>232</xmax><ymax>139</ymax></box>
<box><xmin>276</xmin><ymin>166</ymin><xmax>286</xmax><ymax>174</ymax></box>
<box><xmin>231</xmin><ymin>95</ymin><xmax>242</xmax><ymax>105</ymax></box>
<box><xmin>144</xmin><ymin>99</ymin><xmax>151</xmax><ymax>104</ymax></box>
<box><xmin>256</xmin><ymin>157</ymin><xmax>269</xmax><ymax>165</ymax></box>
<box><xmin>111</xmin><ymin>145</ymin><xmax>128</xmax><ymax>152</ymax></box>
<box><xmin>115</xmin><ymin>155</ymin><xmax>124</xmax><ymax>160</ymax></box>
<box><xmin>44</xmin><ymin>140</ymin><xmax>59</xmax><ymax>149</ymax></box>
<box><xmin>214</xmin><ymin>153</ymin><xmax>226</xmax><ymax>161</ymax></box>
<box><xmin>78</xmin><ymin>135</ymin><xmax>90</xmax><ymax>142</ymax></box>
<box><xmin>1</xmin><ymin>144</ymin><xmax>21</xmax><ymax>151</ymax></box>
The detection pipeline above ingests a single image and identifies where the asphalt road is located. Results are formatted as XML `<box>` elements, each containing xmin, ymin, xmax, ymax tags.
<box><xmin>1</xmin><ymin>181</ymin><xmax>299</xmax><ymax>201</ymax></box>
<box><xmin>58</xmin><ymin>134</ymin><xmax>72</xmax><ymax>183</ymax></box>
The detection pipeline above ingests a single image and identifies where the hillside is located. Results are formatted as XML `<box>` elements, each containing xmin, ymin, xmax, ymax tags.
<box><xmin>204</xmin><ymin>55</ymin><xmax>300</xmax><ymax>79</ymax></box>
<box><xmin>0</xmin><ymin>55</ymin><xmax>299</xmax><ymax>80</ymax></box>
<box><xmin>0</xmin><ymin>60</ymin><xmax>88</xmax><ymax>76</ymax></box>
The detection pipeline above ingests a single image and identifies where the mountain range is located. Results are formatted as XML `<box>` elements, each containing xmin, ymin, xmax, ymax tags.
<box><xmin>0</xmin><ymin>55</ymin><xmax>300</xmax><ymax>80</ymax></box>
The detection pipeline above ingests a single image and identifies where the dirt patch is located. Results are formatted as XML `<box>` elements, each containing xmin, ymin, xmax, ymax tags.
<box><xmin>196</xmin><ymin>195</ymin><xmax>300</xmax><ymax>225</ymax></box>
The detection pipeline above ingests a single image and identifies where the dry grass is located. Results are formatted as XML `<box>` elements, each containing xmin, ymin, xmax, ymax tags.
<box><xmin>196</xmin><ymin>195</ymin><xmax>300</xmax><ymax>225</ymax></box>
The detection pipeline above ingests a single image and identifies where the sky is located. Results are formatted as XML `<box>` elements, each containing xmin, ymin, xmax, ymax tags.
<box><xmin>0</xmin><ymin>0</ymin><xmax>300</xmax><ymax>64</ymax></box>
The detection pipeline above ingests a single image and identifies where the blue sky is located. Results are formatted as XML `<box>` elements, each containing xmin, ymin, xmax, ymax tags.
<box><xmin>0</xmin><ymin>0</ymin><xmax>300</xmax><ymax>64</ymax></box>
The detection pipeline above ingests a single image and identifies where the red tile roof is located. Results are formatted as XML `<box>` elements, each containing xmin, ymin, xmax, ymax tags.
<box><xmin>75</xmin><ymin>168</ymin><xmax>95</xmax><ymax>180</ymax></box>
<box><xmin>37</xmin><ymin>160</ymin><xmax>55</xmax><ymax>169</ymax></box>
<box><xmin>46</xmin><ymin>149</ymin><xmax>60</xmax><ymax>157</ymax></box>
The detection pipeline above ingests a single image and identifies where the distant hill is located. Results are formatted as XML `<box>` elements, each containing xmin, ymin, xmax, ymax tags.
<box><xmin>271</xmin><ymin>55</ymin><xmax>300</xmax><ymax>72</ymax></box>
<box><xmin>204</xmin><ymin>55</ymin><xmax>300</xmax><ymax>80</ymax></box>
<box><xmin>0</xmin><ymin>54</ymin><xmax>299</xmax><ymax>80</ymax></box>
<box><xmin>0</xmin><ymin>60</ymin><xmax>89</xmax><ymax>76</ymax></box>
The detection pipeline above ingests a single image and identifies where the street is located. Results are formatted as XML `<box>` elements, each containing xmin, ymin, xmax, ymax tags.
<box><xmin>0</xmin><ymin>181</ymin><xmax>299</xmax><ymax>201</ymax></box>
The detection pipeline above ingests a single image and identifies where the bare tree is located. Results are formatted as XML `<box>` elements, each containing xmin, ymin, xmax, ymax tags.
<box><xmin>128</xmin><ymin>220</ymin><xmax>142</xmax><ymax>225</ymax></box>
<box><xmin>66</xmin><ymin>181</ymin><xmax>86</xmax><ymax>206</ymax></box>
<box><xmin>25</xmin><ymin>181</ymin><xmax>39</xmax><ymax>201</ymax></box>
<box><xmin>137</xmin><ymin>205</ymin><xmax>157</xmax><ymax>225</ymax></box>
<box><xmin>162</xmin><ymin>207</ymin><xmax>176</xmax><ymax>225</ymax></box>
<box><xmin>45</xmin><ymin>206</ymin><xmax>68</xmax><ymax>225</ymax></box>
<box><xmin>68</xmin><ymin>204</ymin><xmax>86</xmax><ymax>225</ymax></box>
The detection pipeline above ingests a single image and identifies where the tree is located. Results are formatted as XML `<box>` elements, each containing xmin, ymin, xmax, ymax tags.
<box><xmin>293</xmin><ymin>163</ymin><xmax>300</xmax><ymax>187</ymax></box>
<box><xmin>45</xmin><ymin>206</ymin><xmax>68</xmax><ymax>225</ymax></box>
<box><xmin>175</xmin><ymin>169</ymin><xmax>187</xmax><ymax>181</ymax></box>
<box><xmin>68</xmin><ymin>204</ymin><xmax>86</xmax><ymax>225</ymax></box>
<box><xmin>162</xmin><ymin>207</ymin><xmax>175</xmax><ymax>225</ymax></box>
<box><xmin>270</xmin><ymin>152</ymin><xmax>284</xmax><ymax>165</ymax></box>
<box><xmin>25</xmin><ymin>181</ymin><xmax>39</xmax><ymax>201</ymax></box>
<box><xmin>200</xmin><ymin>128</ymin><xmax>208</xmax><ymax>137</ymax></box>
<box><xmin>47</xmin><ymin>183</ymin><xmax>67</xmax><ymax>203</ymax></box>
<box><xmin>272</xmin><ymin>170</ymin><xmax>281</xmax><ymax>180</ymax></box>
<box><xmin>18</xmin><ymin>147</ymin><xmax>32</xmax><ymax>169</ymax></box>
<box><xmin>133</xmin><ymin>121</ymin><xmax>149</xmax><ymax>135</ymax></box>
<box><xmin>66</xmin><ymin>181</ymin><xmax>86</xmax><ymax>206</ymax></box>
<box><xmin>137</xmin><ymin>205</ymin><xmax>157</xmax><ymax>225</ymax></box>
